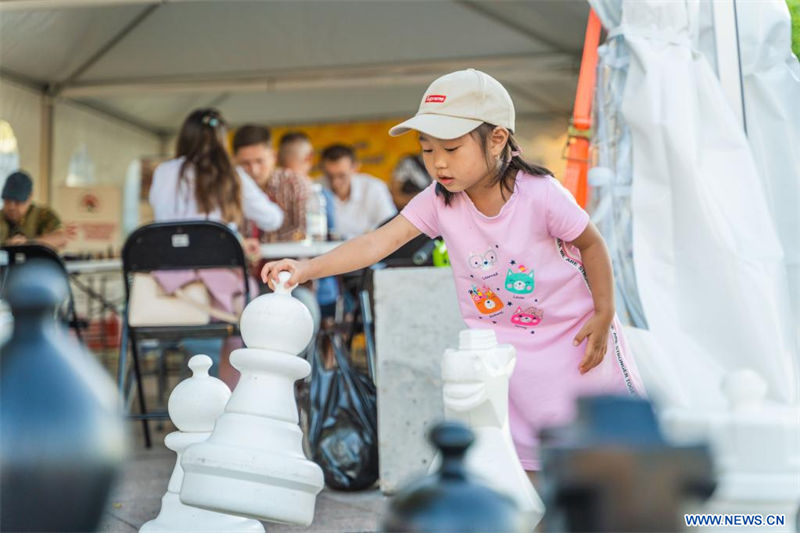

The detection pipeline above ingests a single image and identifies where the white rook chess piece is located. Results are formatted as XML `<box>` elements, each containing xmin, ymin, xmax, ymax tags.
<box><xmin>438</xmin><ymin>329</ymin><xmax>545</xmax><ymax>528</ymax></box>
<box><xmin>179</xmin><ymin>271</ymin><xmax>324</xmax><ymax>526</ymax></box>
<box><xmin>140</xmin><ymin>355</ymin><xmax>263</xmax><ymax>533</ymax></box>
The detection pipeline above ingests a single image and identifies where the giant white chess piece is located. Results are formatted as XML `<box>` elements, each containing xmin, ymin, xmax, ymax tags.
<box><xmin>663</xmin><ymin>369</ymin><xmax>800</xmax><ymax>531</ymax></box>
<box><xmin>140</xmin><ymin>355</ymin><xmax>264</xmax><ymax>533</ymax></box>
<box><xmin>438</xmin><ymin>329</ymin><xmax>545</xmax><ymax>528</ymax></box>
<box><xmin>179</xmin><ymin>272</ymin><xmax>324</xmax><ymax>526</ymax></box>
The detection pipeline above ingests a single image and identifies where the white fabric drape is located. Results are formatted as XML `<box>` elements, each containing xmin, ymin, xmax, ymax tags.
<box><xmin>589</xmin><ymin>0</ymin><xmax>798</xmax><ymax>407</ymax></box>
<box><xmin>737</xmin><ymin>0</ymin><xmax>800</xmax><ymax>352</ymax></box>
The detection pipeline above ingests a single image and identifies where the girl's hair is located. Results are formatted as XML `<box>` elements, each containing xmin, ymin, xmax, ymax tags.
<box><xmin>176</xmin><ymin>108</ymin><xmax>242</xmax><ymax>225</ymax></box>
<box><xmin>435</xmin><ymin>123</ymin><xmax>552</xmax><ymax>206</ymax></box>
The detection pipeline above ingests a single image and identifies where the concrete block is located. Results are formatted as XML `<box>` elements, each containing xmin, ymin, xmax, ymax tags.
<box><xmin>374</xmin><ymin>267</ymin><xmax>465</xmax><ymax>493</ymax></box>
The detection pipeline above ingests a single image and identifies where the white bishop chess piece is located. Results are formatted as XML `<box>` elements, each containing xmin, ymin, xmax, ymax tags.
<box><xmin>438</xmin><ymin>329</ymin><xmax>545</xmax><ymax>528</ymax></box>
<box><xmin>179</xmin><ymin>271</ymin><xmax>324</xmax><ymax>526</ymax></box>
<box><xmin>140</xmin><ymin>354</ymin><xmax>264</xmax><ymax>533</ymax></box>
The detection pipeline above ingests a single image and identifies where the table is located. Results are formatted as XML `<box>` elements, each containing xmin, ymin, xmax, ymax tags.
<box><xmin>64</xmin><ymin>259</ymin><xmax>124</xmax><ymax>315</ymax></box>
<box><xmin>64</xmin><ymin>259</ymin><xmax>126</xmax><ymax>352</ymax></box>
<box><xmin>260</xmin><ymin>240</ymin><xmax>344</xmax><ymax>260</ymax></box>
<box><xmin>60</xmin><ymin>241</ymin><xmax>345</xmax><ymax>330</ymax></box>
<box><xmin>65</xmin><ymin>258</ymin><xmax>122</xmax><ymax>275</ymax></box>
<box><xmin>61</xmin><ymin>241</ymin><xmax>345</xmax><ymax>272</ymax></box>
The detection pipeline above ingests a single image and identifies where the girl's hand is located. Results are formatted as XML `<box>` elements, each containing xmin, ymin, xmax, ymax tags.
<box><xmin>573</xmin><ymin>311</ymin><xmax>613</xmax><ymax>374</ymax></box>
<box><xmin>260</xmin><ymin>258</ymin><xmax>310</xmax><ymax>289</ymax></box>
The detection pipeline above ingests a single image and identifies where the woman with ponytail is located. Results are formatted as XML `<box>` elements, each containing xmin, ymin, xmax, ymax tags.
<box><xmin>150</xmin><ymin>108</ymin><xmax>282</xmax><ymax>232</ymax></box>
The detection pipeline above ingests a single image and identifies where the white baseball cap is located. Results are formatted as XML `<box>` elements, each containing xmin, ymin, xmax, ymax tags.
<box><xmin>389</xmin><ymin>68</ymin><xmax>515</xmax><ymax>140</ymax></box>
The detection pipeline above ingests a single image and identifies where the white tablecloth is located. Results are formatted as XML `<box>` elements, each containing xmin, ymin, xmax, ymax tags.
<box><xmin>260</xmin><ymin>240</ymin><xmax>343</xmax><ymax>260</ymax></box>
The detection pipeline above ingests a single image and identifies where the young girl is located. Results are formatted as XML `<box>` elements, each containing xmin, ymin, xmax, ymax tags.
<box><xmin>262</xmin><ymin>69</ymin><xmax>645</xmax><ymax>473</ymax></box>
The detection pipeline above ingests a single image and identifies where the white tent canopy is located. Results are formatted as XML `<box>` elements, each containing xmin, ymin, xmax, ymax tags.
<box><xmin>0</xmin><ymin>0</ymin><xmax>590</xmax><ymax>135</ymax></box>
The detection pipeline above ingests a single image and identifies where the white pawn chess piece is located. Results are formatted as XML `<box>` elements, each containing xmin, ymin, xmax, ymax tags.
<box><xmin>701</xmin><ymin>369</ymin><xmax>800</xmax><ymax>530</ymax></box>
<box><xmin>179</xmin><ymin>271</ymin><xmax>324</xmax><ymax>526</ymax></box>
<box><xmin>140</xmin><ymin>355</ymin><xmax>264</xmax><ymax>533</ymax></box>
<box><xmin>437</xmin><ymin>329</ymin><xmax>545</xmax><ymax>528</ymax></box>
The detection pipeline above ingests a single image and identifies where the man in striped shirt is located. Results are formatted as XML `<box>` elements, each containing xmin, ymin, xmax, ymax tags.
<box><xmin>233</xmin><ymin>125</ymin><xmax>311</xmax><ymax>243</ymax></box>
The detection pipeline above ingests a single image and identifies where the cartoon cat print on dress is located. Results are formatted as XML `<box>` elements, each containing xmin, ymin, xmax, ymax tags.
<box><xmin>510</xmin><ymin>306</ymin><xmax>543</xmax><ymax>327</ymax></box>
<box><xmin>505</xmin><ymin>265</ymin><xmax>534</xmax><ymax>294</ymax></box>
<box><xmin>469</xmin><ymin>285</ymin><xmax>504</xmax><ymax>315</ymax></box>
<box><xmin>468</xmin><ymin>249</ymin><xmax>497</xmax><ymax>271</ymax></box>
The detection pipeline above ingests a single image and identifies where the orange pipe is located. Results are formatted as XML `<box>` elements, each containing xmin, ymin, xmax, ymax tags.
<box><xmin>563</xmin><ymin>8</ymin><xmax>603</xmax><ymax>208</ymax></box>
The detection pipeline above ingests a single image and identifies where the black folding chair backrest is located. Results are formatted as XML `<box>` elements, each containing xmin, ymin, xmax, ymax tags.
<box><xmin>121</xmin><ymin>220</ymin><xmax>250</xmax><ymax>305</ymax></box>
<box><xmin>1</xmin><ymin>244</ymin><xmax>84</xmax><ymax>341</ymax></box>
<box><xmin>3</xmin><ymin>243</ymin><xmax>68</xmax><ymax>273</ymax></box>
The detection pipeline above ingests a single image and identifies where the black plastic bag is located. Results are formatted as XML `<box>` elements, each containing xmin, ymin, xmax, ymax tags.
<box><xmin>308</xmin><ymin>331</ymin><xmax>378</xmax><ymax>491</ymax></box>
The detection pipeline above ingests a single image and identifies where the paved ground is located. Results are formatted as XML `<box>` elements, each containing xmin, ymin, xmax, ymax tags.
<box><xmin>99</xmin><ymin>421</ymin><xmax>387</xmax><ymax>533</ymax></box>
<box><xmin>98</xmin><ymin>351</ymin><xmax>387</xmax><ymax>533</ymax></box>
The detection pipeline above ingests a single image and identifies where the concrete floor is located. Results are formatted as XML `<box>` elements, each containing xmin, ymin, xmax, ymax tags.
<box><xmin>99</xmin><ymin>421</ymin><xmax>387</xmax><ymax>533</ymax></box>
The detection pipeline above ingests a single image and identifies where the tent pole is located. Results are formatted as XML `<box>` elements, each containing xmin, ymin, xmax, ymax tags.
<box><xmin>39</xmin><ymin>94</ymin><xmax>54</xmax><ymax>205</ymax></box>
<box><xmin>711</xmin><ymin>0</ymin><xmax>747</xmax><ymax>133</ymax></box>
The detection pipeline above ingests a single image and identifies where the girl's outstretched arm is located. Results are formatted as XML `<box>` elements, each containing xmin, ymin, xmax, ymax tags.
<box><xmin>261</xmin><ymin>214</ymin><xmax>421</xmax><ymax>288</ymax></box>
<box><xmin>570</xmin><ymin>221</ymin><xmax>616</xmax><ymax>374</ymax></box>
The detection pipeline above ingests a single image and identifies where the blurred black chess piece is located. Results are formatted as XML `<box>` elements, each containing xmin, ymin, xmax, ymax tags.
<box><xmin>0</xmin><ymin>260</ymin><xmax>127</xmax><ymax>532</ymax></box>
<box><xmin>381</xmin><ymin>421</ymin><xmax>526</xmax><ymax>532</ymax></box>
<box><xmin>540</xmin><ymin>395</ymin><xmax>715</xmax><ymax>532</ymax></box>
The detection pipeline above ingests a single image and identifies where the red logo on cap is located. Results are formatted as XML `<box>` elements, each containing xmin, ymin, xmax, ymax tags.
<box><xmin>425</xmin><ymin>94</ymin><xmax>447</xmax><ymax>103</ymax></box>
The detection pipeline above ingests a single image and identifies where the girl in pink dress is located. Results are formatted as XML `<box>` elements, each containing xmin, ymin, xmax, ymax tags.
<box><xmin>262</xmin><ymin>69</ymin><xmax>644</xmax><ymax>474</ymax></box>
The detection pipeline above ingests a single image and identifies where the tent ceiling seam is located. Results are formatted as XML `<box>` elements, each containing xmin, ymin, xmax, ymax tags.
<box><xmin>53</xmin><ymin>2</ymin><xmax>161</xmax><ymax>94</ymax></box>
<box><xmin>0</xmin><ymin>0</ymin><xmax>163</xmax><ymax>10</ymax></box>
<box><xmin>205</xmin><ymin>92</ymin><xmax>231</xmax><ymax>109</ymax></box>
<box><xmin>0</xmin><ymin>68</ymin><xmax>163</xmax><ymax>136</ymax></box>
<box><xmin>453</xmin><ymin>0</ymin><xmax>581</xmax><ymax>57</ymax></box>
<box><xmin>152</xmin><ymin>109</ymin><xmax>569</xmax><ymax>136</ymax></box>
<box><xmin>0</xmin><ymin>68</ymin><xmax>49</xmax><ymax>92</ymax></box>
<box><xmin>66</xmin><ymin>50</ymin><xmax>567</xmax><ymax>85</ymax></box>
<box><xmin>67</xmin><ymin>98</ymin><xmax>167</xmax><ymax>137</ymax></box>
<box><xmin>61</xmin><ymin>52</ymin><xmax>575</xmax><ymax>97</ymax></box>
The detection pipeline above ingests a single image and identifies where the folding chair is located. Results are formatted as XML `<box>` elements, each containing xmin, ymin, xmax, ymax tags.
<box><xmin>1</xmin><ymin>244</ymin><xmax>86</xmax><ymax>343</ymax></box>
<box><xmin>119</xmin><ymin>221</ymin><xmax>250</xmax><ymax>447</ymax></box>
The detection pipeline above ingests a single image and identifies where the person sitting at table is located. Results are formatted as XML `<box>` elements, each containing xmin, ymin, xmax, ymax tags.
<box><xmin>149</xmin><ymin>108</ymin><xmax>283</xmax><ymax>388</ymax></box>
<box><xmin>277</xmin><ymin>131</ymin><xmax>315</xmax><ymax>179</ymax></box>
<box><xmin>1</xmin><ymin>171</ymin><xmax>72</xmax><ymax>250</ymax></box>
<box><xmin>320</xmin><ymin>144</ymin><xmax>397</xmax><ymax>239</ymax></box>
<box><xmin>233</xmin><ymin>125</ymin><xmax>311</xmax><ymax>243</ymax></box>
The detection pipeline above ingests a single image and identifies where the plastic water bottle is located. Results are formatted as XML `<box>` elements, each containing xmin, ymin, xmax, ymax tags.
<box><xmin>305</xmin><ymin>184</ymin><xmax>328</xmax><ymax>242</ymax></box>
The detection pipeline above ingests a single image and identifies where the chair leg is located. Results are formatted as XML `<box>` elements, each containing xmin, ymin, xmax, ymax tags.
<box><xmin>68</xmin><ymin>298</ymin><xmax>84</xmax><ymax>345</ymax></box>
<box><xmin>129</xmin><ymin>336</ymin><xmax>152</xmax><ymax>448</ymax></box>
<box><xmin>346</xmin><ymin>290</ymin><xmax>363</xmax><ymax>351</ymax></box>
<box><xmin>157</xmin><ymin>347</ymin><xmax>167</xmax><ymax>408</ymax></box>
<box><xmin>156</xmin><ymin>347</ymin><xmax>168</xmax><ymax>431</ymax></box>
<box><xmin>117</xmin><ymin>323</ymin><xmax>129</xmax><ymax>393</ymax></box>
<box><xmin>359</xmin><ymin>289</ymin><xmax>376</xmax><ymax>383</ymax></box>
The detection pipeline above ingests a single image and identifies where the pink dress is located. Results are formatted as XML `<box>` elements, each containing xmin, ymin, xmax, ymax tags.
<box><xmin>401</xmin><ymin>173</ymin><xmax>645</xmax><ymax>470</ymax></box>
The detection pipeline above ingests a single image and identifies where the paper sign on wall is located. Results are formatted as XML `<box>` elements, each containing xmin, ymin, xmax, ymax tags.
<box><xmin>55</xmin><ymin>186</ymin><xmax>122</xmax><ymax>255</ymax></box>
